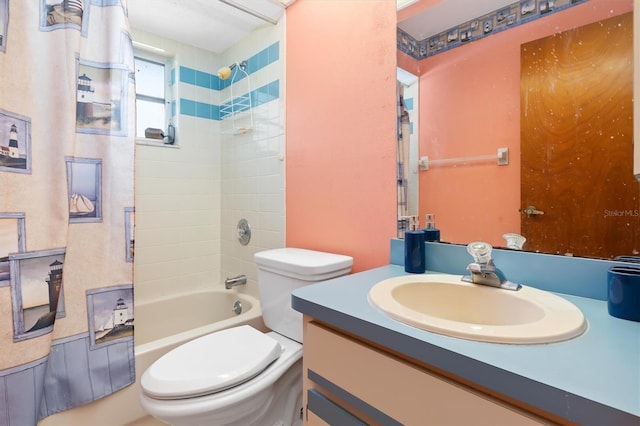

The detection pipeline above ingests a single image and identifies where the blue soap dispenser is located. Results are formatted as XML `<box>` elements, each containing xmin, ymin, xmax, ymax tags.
<box><xmin>404</xmin><ymin>215</ymin><xmax>426</xmax><ymax>274</ymax></box>
<box><xmin>423</xmin><ymin>213</ymin><xmax>441</xmax><ymax>242</ymax></box>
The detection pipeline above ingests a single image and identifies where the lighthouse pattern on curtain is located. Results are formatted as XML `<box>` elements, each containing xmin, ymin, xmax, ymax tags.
<box><xmin>0</xmin><ymin>109</ymin><xmax>31</xmax><ymax>173</ymax></box>
<box><xmin>0</xmin><ymin>0</ymin><xmax>136</xmax><ymax>423</ymax></box>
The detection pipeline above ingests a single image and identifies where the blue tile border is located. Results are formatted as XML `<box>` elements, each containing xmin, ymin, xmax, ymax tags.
<box><xmin>180</xmin><ymin>99</ymin><xmax>196</xmax><ymax>116</ymax></box>
<box><xmin>175</xmin><ymin>41</ymin><xmax>280</xmax><ymax>121</ymax></box>
<box><xmin>195</xmin><ymin>101</ymin><xmax>213</xmax><ymax>120</ymax></box>
<box><xmin>178</xmin><ymin>41</ymin><xmax>279</xmax><ymax>91</ymax></box>
<box><xmin>180</xmin><ymin>80</ymin><xmax>279</xmax><ymax>121</ymax></box>
<box><xmin>179</xmin><ymin>66</ymin><xmax>196</xmax><ymax>85</ymax></box>
<box><xmin>404</xmin><ymin>97</ymin><xmax>414</xmax><ymax>110</ymax></box>
<box><xmin>195</xmin><ymin>70</ymin><xmax>211</xmax><ymax>89</ymax></box>
<box><xmin>219</xmin><ymin>80</ymin><xmax>280</xmax><ymax>120</ymax></box>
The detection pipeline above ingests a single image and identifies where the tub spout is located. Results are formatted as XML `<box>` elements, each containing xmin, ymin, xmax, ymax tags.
<box><xmin>225</xmin><ymin>274</ymin><xmax>247</xmax><ymax>289</ymax></box>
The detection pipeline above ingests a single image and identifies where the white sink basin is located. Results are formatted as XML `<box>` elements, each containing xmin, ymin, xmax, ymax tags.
<box><xmin>368</xmin><ymin>274</ymin><xmax>587</xmax><ymax>344</ymax></box>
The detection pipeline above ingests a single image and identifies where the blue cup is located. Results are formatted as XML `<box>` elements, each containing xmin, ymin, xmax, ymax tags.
<box><xmin>607</xmin><ymin>265</ymin><xmax>640</xmax><ymax>322</ymax></box>
<box><xmin>614</xmin><ymin>256</ymin><xmax>640</xmax><ymax>264</ymax></box>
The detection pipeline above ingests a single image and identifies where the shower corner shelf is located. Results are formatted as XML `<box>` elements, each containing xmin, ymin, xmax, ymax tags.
<box><xmin>219</xmin><ymin>61</ymin><xmax>254</xmax><ymax>136</ymax></box>
<box><xmin>222</xmin><ymin>126</ymin><xmax>253</xmax><ymax>136</ymax></box>
<box><xmin>220</xmin><ymin>96</ymin><xmax>254</xmax><ymax>135</ymax></box>
<box><xmin>220</xmin><ymin>94</ymin><xmax>251</xmax><ymax>120</ymax></box>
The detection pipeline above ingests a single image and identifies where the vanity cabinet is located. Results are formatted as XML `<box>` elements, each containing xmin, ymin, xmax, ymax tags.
<box><xmin>302</xmin><ymin>318</ymin><xmax>554</xmax><ymax>426</ymax></box>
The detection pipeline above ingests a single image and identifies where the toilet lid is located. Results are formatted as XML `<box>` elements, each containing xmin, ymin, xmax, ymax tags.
<box><xmin>141</xmin><ymin>325</ymin><xmax>282</xmax><ymax>400</ymax></box>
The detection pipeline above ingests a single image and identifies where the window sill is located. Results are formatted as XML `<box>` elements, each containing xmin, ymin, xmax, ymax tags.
<box><xmin>135</xmin><ymin>138</ymin><xmax>179</xmax><ymax>148</ymax></box>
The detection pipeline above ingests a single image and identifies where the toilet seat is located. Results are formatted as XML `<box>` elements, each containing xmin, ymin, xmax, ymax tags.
<box><xmin>140</xmin><ymin>331</ymin><xmax>303</xmax><ymax>426</ymax></box>
<box><xmin>141</xmin><ymin>325</ymin><xmax>282</xmax><ymax>400</ymax></box>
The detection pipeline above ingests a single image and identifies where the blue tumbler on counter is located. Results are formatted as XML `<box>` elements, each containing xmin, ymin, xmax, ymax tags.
<box><xmin>403</xmin><ymin>215</ymin><xmax>426</xmax><ymax>274</ymax></box>
<box><xmin>607</xmin><ymin>265</ymin><xmax>640</xmax><ymax>322</ymax></box>
<box><xmin>614</xmin><ymin>256</ymin><xmax>640</xmax><ymax>264</ymax></box>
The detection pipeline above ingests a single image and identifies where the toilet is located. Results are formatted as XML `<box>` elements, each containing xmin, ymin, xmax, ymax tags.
<box><xmin>139</xmin><ymin>248</ymin><xmax>353</xmax><ymax>426</ymax></box>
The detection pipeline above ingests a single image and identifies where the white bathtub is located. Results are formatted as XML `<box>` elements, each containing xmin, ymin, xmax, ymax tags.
<box><xmin>135</xmin><ymin>290</ymin><xmax>265</xmax><ymax>347</ymax></box>
<box><xmin>40</xmin><ymin>289</ymin><xmax>266</xmax><ymax>426</ymax></box>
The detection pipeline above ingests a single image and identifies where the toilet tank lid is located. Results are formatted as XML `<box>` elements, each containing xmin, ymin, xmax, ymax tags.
<box><xmin>255</xmin><ymin>248</ymin><xmax>353</xmax><ymax>278</ymax></box>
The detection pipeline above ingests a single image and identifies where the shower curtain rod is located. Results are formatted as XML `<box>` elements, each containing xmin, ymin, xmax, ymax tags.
<box><xmin>218</xmin><ymin>0</ymin><xmax>280</xmax><ymax>25</ymax></box>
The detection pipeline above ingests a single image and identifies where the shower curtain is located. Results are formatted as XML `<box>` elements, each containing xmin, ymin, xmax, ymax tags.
<box><xmin>0</xmin><ymin>1</ymin><xmax>135</xmax><ymax>424</ymax></box>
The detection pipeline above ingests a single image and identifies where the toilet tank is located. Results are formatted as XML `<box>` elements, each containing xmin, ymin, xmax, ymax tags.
<box><xmin>254</xmin><ymin>248</ymin><xmax>353</xmax><ymax>342</ymax></box>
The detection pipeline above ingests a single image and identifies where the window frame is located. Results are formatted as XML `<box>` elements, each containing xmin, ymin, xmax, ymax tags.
<box><xmin>133</xmin><ymin>47</ymin><xmax>177</xmax><ymax>147</ymax></box>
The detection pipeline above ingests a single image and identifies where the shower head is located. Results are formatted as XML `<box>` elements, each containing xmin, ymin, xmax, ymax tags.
<box><xmin>217</xmin><ymin>60</ymin><xmax>247</xmax><ymax>80</ymax></box>
<box><xmin>217</xmin><ymin>63</ymin><xmax>235</xmax><ymax>80</ymax></box>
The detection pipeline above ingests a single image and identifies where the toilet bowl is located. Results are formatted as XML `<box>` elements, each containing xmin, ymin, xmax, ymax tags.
<box><xmin>140</xmin><ymin>326</ymin><xmax>303</xmax><ymax>426</ymax></box>
<box><xmin>139</xmin><ymin>248</ymin><xmax>353</xmax><ymax>426</ymax></box>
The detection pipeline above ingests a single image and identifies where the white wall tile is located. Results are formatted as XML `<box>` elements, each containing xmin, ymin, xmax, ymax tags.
<box><xmin>133</xmin><ymin>34</ymin><xmax>222</xmax><ymax>305</ymax></box>
<box><xmin>133</xmin><ymin>21</ymin><xmax>284</xmax><ymax>304</ymax></box>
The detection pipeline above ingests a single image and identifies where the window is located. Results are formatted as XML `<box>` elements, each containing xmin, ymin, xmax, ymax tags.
<box><xmin>134</xmin><ymin>49</ymin><xmax>175</xmax><ymax>145</ymax></box>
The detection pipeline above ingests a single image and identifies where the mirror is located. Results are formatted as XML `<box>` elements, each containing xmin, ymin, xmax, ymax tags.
<box><xmin>396</xmin><ymin>67</ymin><xmax>420</xmax><ymax>222</ymax></box>
<box><xmin>397</xmin><ymin>0</ymin><xmax>638</xmax><ymax>259</ymax></box>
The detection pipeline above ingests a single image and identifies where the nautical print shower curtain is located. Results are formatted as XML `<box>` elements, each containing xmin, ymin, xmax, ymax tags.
<box><xmin>0</xmin><ymin>1</ymin><xmax>135</xmax><ymax>424</ymax></box>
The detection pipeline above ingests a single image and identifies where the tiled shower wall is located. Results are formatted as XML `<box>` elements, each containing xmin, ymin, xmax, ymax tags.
<box><xmin>132</xmin><ymin>29</ymin><xmax>222</xmax><ymax>303</ymax></box>
<box><xmin>219</xmin><ymin>21</ymin><xmax>286</xmax><ymax>299</ymax></box>
<box><xmin>132</xmin><ymin>21</ymin><xmax>285</xmax><ymax>303</ymax></box>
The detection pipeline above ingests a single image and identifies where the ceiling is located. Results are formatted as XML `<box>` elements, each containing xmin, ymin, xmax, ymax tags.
<box><xmin>128</xmin><ymin>0</ymin><xmax>516</xmax><ymax>54</ymax></box>
<box><xmin>398</xmin><ymin>0</ymin><xmax>516</xmax><ymax>40</ymax></box>
<box><xmin>127</xmin><ymin>0</ymin><xmax>291</xmax><ymax>54</ymax></box>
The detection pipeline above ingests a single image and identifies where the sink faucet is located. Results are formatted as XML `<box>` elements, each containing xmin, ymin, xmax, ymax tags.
<box><xmin>225</xmin><ymin>274</ymin><xmax>247</xmax><ymax>290</ymax></box>
<box><xmin>461</xmin><ymin>242</ymin><xmax>521</xmax><ymax>291</ymax></box>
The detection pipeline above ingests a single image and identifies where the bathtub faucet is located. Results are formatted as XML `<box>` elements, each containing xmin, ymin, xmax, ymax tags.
<box><xmin>225</xmin><ymin>274</ymin><xmax>247</xmax><ymax>290</ymax></box>
<box><xmin>462</xmin><ymin>260</ymin><xmax>520</xmax><ymax>291</ymax></box>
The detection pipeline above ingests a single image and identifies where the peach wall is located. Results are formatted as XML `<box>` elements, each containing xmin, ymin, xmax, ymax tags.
<box><xmin>285</xmin><ymin>0</ymin><xmax>397</xmax><ymax>272</ymax></box>
<box><xmin>397</xmin><ymin>0</ymin><xmax>443</xmax><ymax>22</ymax></box>
<box><xmin>417</xmin><ymin>0</ymin><xmax>633</xmax><ymax>247</ymax></box>
<box><xmin>397</xmin><ymin>50</ymin><xmax>420</xmax><ymax>76</ymax></box>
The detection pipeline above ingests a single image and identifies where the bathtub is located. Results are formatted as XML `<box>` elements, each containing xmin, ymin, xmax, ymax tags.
<box><xmin>135</xmin><ymin>289</ymin><xmax>265</xmax><ymax>347</ymax></box>
<box><xmin>40</xmin><ymin>289</ymin><xmax>266</xmax><ymax>426</ymax></box>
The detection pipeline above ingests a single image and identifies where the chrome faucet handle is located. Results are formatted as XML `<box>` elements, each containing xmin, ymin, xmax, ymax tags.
<box><xmin>471</xmin><ymin>259</ymin><xmax>506</xmax><ymax>277</ymax></box>
<box><xmin>462</xmin><ymin>265</ymin><xmax>520</xmax><ymax>291</ymax></box>
<box><xmin>465</xmin><ymin>262</ymin><xmax>485</xmax><ymax>273</ymax></box>
<box><xmin>463</xmin><ymin>243</ymin><xmax>521</xmax><ymax>291</ymax></box>
<box><xmin>467</xmin><ymin>260</ymin><xmax>497</xmax><ymax>272</ymax></box>
<box><xmin>466</xmin><ymin>241</ymin><xmax>494</xmax><ymax>264</ymax></box>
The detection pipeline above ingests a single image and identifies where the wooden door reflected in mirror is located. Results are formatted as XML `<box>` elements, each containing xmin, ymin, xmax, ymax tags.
<box><xmin>521</xmin><ymin>12</ymin><xmax>638</xmax><ymax>258</ymax></box>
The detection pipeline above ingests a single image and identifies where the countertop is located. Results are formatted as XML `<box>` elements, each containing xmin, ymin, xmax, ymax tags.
<box><xmin>292</xmin><ymin>265</ymin><xmax>640</xmax><ymax>425</ymax></box>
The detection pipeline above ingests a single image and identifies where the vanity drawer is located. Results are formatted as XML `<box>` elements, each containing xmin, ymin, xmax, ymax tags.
<box><xmin>304</xmin><ymin>321</ymin><xmax>549</xmax><ymax>425</ymax></box>
<box><xmin>307</xmin><ymin>389</ymin><xmax>367</xmax><ymax>426</ymax></box>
